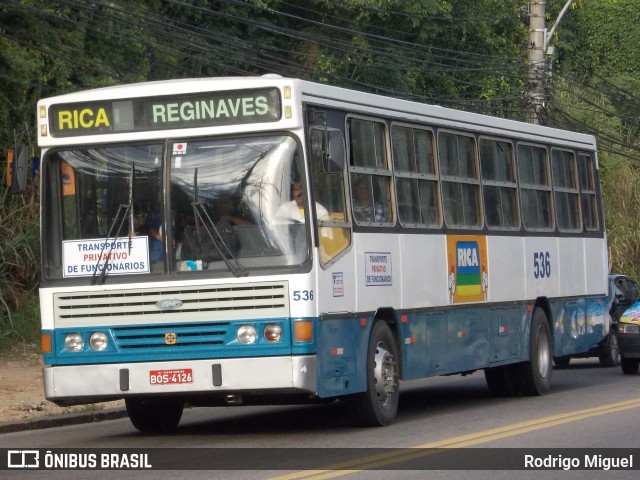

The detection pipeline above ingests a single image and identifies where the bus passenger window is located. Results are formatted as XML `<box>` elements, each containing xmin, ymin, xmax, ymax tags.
<box><xmin>518</xmin><ymin>144</ymin><xmax>553</xmax><ymax>231</ymax></box>
<box><xmin>438</xmin><ymin>132</ymin><xmax>481</xmax><ymax>228</ymax></box>
<box><xmin>348</xmin><ymin>118</ymin><xmax>393</xmax><ymax>225</ymax></box>
<box><xmin>391</xmin><ymin>125</ymin><xmax>439</xmax><ymax>227</ymax></box>
<box><xmin>480</xmin><ymin>138</ymin><xmax>519</xmax><ymax>230</ymax></box>
<box><xmin>579</xmin><ymin>154</ymin><xmax>600</xmax><ymax>231</ymax></box>
<box><xmin>552</xmin><ymin>149</ymin><xmax>581</xmax><ymax>232</ymax></box>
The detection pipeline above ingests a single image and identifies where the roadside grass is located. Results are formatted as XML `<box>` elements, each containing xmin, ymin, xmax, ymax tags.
<box><xmin>1</xmin><ymin>178</ymin><xmax>41</xmax><ymax>354</ymax></box>
<box><xmin>0</xmin><ymin>293</ymin><xmax>41</xmax><ymax>352</ymax></box>
<box><xmin>602</xmin><ymin>159</ymin><xmax>640</xmax><ymax>279</ymax></box>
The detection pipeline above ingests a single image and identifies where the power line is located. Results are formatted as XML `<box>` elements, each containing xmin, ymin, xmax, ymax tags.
<box><xmin>3</xmin><ymin>0</ymin><xmax>639</xmax><ymax>159</ymax></box>
<box><xmin>3</xmin><ymin>0</ymin><xmax>529</xmax><ymax>114</ymax></box>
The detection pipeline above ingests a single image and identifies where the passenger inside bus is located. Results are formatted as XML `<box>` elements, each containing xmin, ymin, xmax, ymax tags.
<box><xmin>352</xmin><ymin>177</ymin><xmax>385</xmax><ymax>222</ymax></box>
<box><xmin>132</xmin><ymin>209</ymin><xmax>164</xmax><ymax>261</ymax></box>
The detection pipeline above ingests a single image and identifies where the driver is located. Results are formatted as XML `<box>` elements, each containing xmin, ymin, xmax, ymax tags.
<box><xmin>277</xmin><ymin>180</ymin><xmax>328</xmax><ymax>223</ymax></box>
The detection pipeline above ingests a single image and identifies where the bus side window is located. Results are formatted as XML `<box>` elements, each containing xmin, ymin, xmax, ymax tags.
<box><xmin>479</xmin><ymin>138</ymin><xmax>519</xmax><ymax>230</ymax></box>
<box><xmin>391</xmin><ymin>124</ymin><xmax>440</xmax><ymax>227</ymax></box>
<box><xmin>348</xmin><ymin>118</ymin><xmax>393</xmax><ymax>225</ymax></box>
<box><xmin>578</xmin><ymin>154</ymin><xmax>600</xmax><ymax>232</ymax></box>
<box><xmin>552</xmin><ymin>149</ymin><xmax>581</xmax><ymax>232</ymax></box>
<box><xmin>438</xmin><ymin>131</ymin><xmax>481</xmax><ymax>229</ymax></box>
<box><xmin>517</xmin><ymin>144</ymin><xmax>553</xmax><ymax>231</ymax></box>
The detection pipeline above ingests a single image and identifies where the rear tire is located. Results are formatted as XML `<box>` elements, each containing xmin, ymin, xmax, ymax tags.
<box><xmin>598</xmin><ymin>331</ymin><xmax>620</xmax><ymax>367</ymax></box>
<box><xmin>348</xmin><ymin>321</ymin><xmax>399</xmax><ymax>427</ymax></box>
<box><xmin>125</xmin><ymin>397</ymin><xmax>184</xmax><ymax>433</ymax></box>
<box><xmin>520</xmin><ymin>308</ymin><xmax>553</xmax><ymax>396</ymax></box>
<box><xmin>620</xmin><ymin>357</ymin><xmax>640</xmax><ymax>375</ymax></box>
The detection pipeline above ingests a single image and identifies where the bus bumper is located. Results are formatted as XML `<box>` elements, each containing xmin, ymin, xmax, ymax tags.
<box><xmin>43</xmin><ymin>355</ymin><xmax>317</xmax><ymax>406</ymax></box>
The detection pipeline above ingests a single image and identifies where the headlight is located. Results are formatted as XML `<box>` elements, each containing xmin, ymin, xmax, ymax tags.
<box><xmin>64</xmin><ymin>333</ymin><xmax>84</xmax><ymax>352</ymax></box>
<box><xmin>90</xmin><ymin>332</ymin><xmax>109</xmax><ymax>351</ymax></box>
<box><xmin>237</xmin><ymin>325</ymin><xmax>257</xmax><ymax>344</ymax></box>
<box><xmin>264</xmin><ymin>324</ymin><xmax>283</xmax><ymax>343</ymax></box>
<box><xmin>620</xmin><ymin>323</ymin><xmax>640</xmax><ymax>334</ymax></box>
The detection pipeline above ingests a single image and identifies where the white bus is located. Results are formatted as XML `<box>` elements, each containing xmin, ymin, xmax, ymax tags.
<box><xmin>36</xmin><ymin>75</ymin><xmax>608</xmax><ymax>432</ymax></box>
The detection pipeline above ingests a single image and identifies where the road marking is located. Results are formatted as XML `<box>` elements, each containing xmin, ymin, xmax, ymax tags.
<box><xmin>268</xmin><ymin>397</ymin><xmax>640</xmax><ymax>479</ymax></box>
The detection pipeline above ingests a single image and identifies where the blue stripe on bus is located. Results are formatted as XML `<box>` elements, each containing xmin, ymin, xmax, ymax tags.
<box><xmin>43</xmin><ymin>317</ymin><xmax>317</xmax><ymax>366</ymax></box>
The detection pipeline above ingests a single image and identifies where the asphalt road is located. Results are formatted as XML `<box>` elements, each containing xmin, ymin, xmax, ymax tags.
<box><xmin>1</xmin><ymin>358</ymin><xmax>639</xmax><ymax>479</ymax></box>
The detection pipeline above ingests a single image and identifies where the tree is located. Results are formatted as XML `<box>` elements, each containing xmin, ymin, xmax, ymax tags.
<box><xmin>549</xmin><ymin>0</ymin><xmax>640</xmax><ymax>276</ymax></box>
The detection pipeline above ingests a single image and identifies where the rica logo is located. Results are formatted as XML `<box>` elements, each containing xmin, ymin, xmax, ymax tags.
<box><xmin>455</xmin><ymin>241</ymin><xmax>482</xmax><ymax>298</ymax></box>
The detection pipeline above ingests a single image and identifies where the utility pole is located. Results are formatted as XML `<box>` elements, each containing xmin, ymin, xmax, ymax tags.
<box><xmin>527</xmin><ymin>0</ymin><xmax>546</xmax><ymax>125</ymax></box>
<box><xmin>527</xmin><ymin>0</ymin><xmax>575</xmax><ymax>125</ymax></box>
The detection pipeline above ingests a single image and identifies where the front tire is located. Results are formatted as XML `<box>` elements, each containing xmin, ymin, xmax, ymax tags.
<box><xmin>520</xmin><ymin>308</ymin><xmax>553</xmax><ymax>396</ymax></box>
<box><xmin>348</xmin><ymin>320</ymin><xmax>400</xmax><ymax>427</ymax></box>
<box><xmin>598</xmin><ymin>331</ymin><xmax>620</xmax><ymax>367</ymax></box>
<box><xmin>125</xmin><ymin>397</ymin><xmax>184</xmax><ymax>433</ymax></box>
<box><xmin>620</xmin><ymin>357</ymin><xmax>640</xmax><ymax>375</ymax></box>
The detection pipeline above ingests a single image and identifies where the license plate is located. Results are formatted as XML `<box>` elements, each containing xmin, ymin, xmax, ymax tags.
<box><xmin>149</xmin><ymin>368</ymin><xmax>193</xmax><ymax>385</ymax></box>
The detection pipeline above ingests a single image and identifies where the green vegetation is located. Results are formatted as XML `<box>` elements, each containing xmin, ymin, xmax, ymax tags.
<box><xmin>0</xmin><ymin>176</ymin><xmax>40</xmax><ymax>350</ymax></box>
<box><xmin>549</xmin><ymin>0</ymin><xmax>640</xmax><ymax>276</ymax></box>
<box><xmin>602</xmin><ymin>160</ymin><xmax>640</xmax><ymax>277</ymax></box>
<box><xmin>1</xmin><ymin>0</ymin><xmax>640</xmax><ymax>351</ymax></box>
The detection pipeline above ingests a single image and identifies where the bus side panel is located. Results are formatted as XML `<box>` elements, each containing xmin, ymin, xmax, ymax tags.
<box><xmin>353</xmin><ymin>233</ymin><xmax>401</xmax><ymax>313</ymax></box>
<box><xmin>437</xmin><ymin>304</ymin><xmax>529</xmax><ymax>374</ymax></box>
<box><xmin>401</xmin><ymin>305</ymin><xmax>527</xmax><ymax>380</ymax></box>
<box><xmin>314</xmin><ymin>253</ymin><xmax>357</xmax><ymax>317</ymax></box>
<box><xmin>444</xmin><ymin>309</ymin><xmax>490</xmax><ymax>373</ymax></box>
<box><xmin>399</xmin><ymin>234</ymin><xmax>448</xmax><ymax>308</ymax></box>
<box><xmin>584</xmin><ymin>237</ymin><xmax>608</xmax><ymax>295</ymax></box>
<box><xmin>524</xmin><ymin>237</ymin><xmax>561</xmax><ymax>300</ymax></box>
<box><xmin>486</xmin><ymin>236</ymin><xmax>525</xmax><ymax>303</ymax></box>
<box><xmin>487</xmin><ymin>305</ymin><xmax>524</xmax><ymax>364</ymax></box>
<box><xmin>315</xmin><ymin>316</ymin><xmax>368</xmax><ymax>398</ymax></box>
<box><xmin>558</xmin><ymin>238</ymin><xmax>587</xmax><ymax>297</ymax></box>
<box><xmin>400</xmin><ymin>311</ymin><xmax>443</xmax><ymax>380</ymax></box>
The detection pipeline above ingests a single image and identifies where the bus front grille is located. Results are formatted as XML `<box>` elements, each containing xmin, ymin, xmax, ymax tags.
<box><xmin>53</xmin><ymin>281</ymin><xmax>289</xmax><ymax>326</ymax></box>
<box><xmin>112</xmin><ymin>322</ymin><xmax>229</xmax><ymax>349</ymax></box>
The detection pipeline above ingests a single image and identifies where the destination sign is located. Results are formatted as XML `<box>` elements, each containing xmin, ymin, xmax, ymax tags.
<box><xmin>48</xmin><ymin>88</ymin><xmax>281</xmax><ymax>137</ymax></box>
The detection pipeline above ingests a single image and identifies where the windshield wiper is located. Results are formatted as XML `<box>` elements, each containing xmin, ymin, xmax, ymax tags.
<box><xmin>191</xmin><ymin>202</ymin><xmax>247</xmax><ymax>277</ymax></box>
<box><xmin>191</xmin><ymin>168</ymin><xmax>247</xmax><ymax>277</ymax></box>
<box><xmin>90</xmin><ymin>203</ymin><xmax>131</xmax><ymax>285</ymax></box>
<box><xmin>91</xmin><ymin>164</ymin><xmax>135</xmax><ymax>285</ymax></box>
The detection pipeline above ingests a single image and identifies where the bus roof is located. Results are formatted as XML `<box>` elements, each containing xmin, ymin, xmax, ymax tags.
<box><xmin>38</xmin><ymin>75</ymin><xmax>597</xmax><ymax>150</ymax></box>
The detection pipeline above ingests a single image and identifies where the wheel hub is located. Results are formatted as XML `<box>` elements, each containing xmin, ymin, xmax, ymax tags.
<box><xmin>374</xmin><ymin>343</ymin><xmax>396</xmax><ymax>405</ymax></box>
<box><xmin>537</xmin><ymin>329</ymin><xmax>551</xmax><ymax>378</ymax></box>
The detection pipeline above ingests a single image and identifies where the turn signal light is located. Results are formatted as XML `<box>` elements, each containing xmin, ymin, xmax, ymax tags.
<box><xmin>294</xmin><ymin>320</ymin><xmax>313</xmax><ymax>343</ymax></box>
<box><xmin>41</xmin><ymin>333</ymin><xmax>52</xmax><ymax>354</ymax></box>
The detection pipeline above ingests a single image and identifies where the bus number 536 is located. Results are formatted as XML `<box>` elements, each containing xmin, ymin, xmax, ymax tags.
<box><xmin>533</xmin><ymin>251</ymin><xmax>551</xmax><ymax>279</ymax></box>
<box><xmin>293</xmin><ymin>290</ymin><xmax>314</xmax><ymax>301</ymax></box>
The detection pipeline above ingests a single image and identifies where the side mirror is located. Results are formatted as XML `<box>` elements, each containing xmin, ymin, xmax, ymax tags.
<box><xmin>10</xmin><ymin>145</ymin><xmax>29</xmax><ymax>194</ymax></box>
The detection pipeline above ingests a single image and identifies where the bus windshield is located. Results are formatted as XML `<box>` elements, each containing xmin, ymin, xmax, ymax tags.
<box><xmin>42</xmin><ymin>134</ymin><xmax>311</xmax><ymax>280</ymax></box>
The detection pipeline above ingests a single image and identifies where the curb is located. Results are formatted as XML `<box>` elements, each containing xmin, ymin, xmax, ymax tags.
<box><xmin>0</xmin><ymin>408</ymin><xmax>128</xmax><ymax>434</ymax></box>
